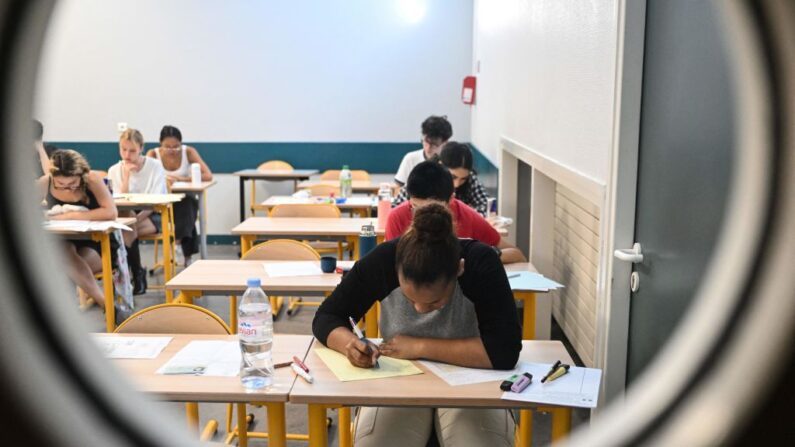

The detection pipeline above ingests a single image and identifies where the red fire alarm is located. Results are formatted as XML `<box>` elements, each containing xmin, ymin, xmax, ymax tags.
<box><xmin>462</xmin><ymin>76</ymin><xmax>476</xmax><ymax>105</ymax></box>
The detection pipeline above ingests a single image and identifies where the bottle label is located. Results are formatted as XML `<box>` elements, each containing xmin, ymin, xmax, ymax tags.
<box><xmin>238</xmin><ymin>318</ymin><xmax>265</xmax><ymax>339</ymax></box>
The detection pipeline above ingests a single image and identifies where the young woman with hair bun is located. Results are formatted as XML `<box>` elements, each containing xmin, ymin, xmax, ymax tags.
<box><xmin>313</xmin><ymin>203</ymin><xmax>521</xmax><ymax>447</ymax></box>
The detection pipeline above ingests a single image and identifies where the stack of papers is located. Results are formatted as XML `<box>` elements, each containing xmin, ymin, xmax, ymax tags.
<box><xmin>419</xmin><ymin>360</ymin><xmax>534</xmax><ymax>387</ymax></box>
<box><xmin>500</xmin><ymin>362</ymin><xmax>601</xmax><ymax>408</ymax></box>
<box><xmin>43</xmin><ymin>220</ymin><xmax>133</xmax><ymax>233</ymax></box>
<box><xmin>264</xmin><ymin>262</ymin><xmax>324</xmax><ymax>277</ymax></box>
<box><xmin>508</xmin><ymin>271</ymin><xmax>564</xmax><ymax>292</ymax></box>
<box><xmin>92</xmin><ymin>336</ymin><xmax>172</xmax><ymax>359</ymax></box>
<box><xmin>156</xmin><ymin>341</ymin><xmax>241</xmax><ymax>377</ymax></box>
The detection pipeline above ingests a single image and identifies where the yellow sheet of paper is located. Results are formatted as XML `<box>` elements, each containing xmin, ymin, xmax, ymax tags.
<box><xmin>314</xmin><ymin>346</ymin><xmax>423</xmax><ymax>382</ymax></box>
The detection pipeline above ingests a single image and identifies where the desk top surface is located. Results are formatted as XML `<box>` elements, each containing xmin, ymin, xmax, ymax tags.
<box><xmin>166</xmin><ymin>259</ymin><xmax>354</xmax><ymax>292</ymax></box>
<box><xmin>108</xmin><ymin>333</ymin><xmax>313</xmax><ymax>403</ymax></box>
<box><xmin>296</xmin><ymin>180</ymin><xmax>385</xmax><ymax>192</ymax></box>
<box><xmin>114</xmin><ymin>193</ymin><xmax>185</xmax><ymax>207</ymax></box>
<box><xmin>290</xmin><ymin>339</ymin><xmax>574</xmax><ymax>407</ymax></box>
<box><xmin>261</xmin><ymin>195</ymin><xmax>376</xmax><ymax>209</ymax></box>
<box><xmin>232</xmin><ymin>217</ymin><xmax>384</xmax><ymax>236</ymax></box>
<box><xmin>234</xmin><ymin>169</ymin><xmax>319</xmax><ymax>178</ymax></box>
<box><xmin>169</xmin><ymin>180</ymin><xmax>217</xmax><ymax>192</ymax></box>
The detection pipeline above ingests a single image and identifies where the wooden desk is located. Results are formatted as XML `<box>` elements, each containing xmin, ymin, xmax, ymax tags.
<box><xmin>296</xmin><ymin>180</ymin><xmax>392</xmax><ymax>195</ymax></box>
<box><xmin>290</xmin><ymin>339</ymin><xmax>575</xmax><ymax>447</ymax></box>
<box><xmin>261</xmin><ymin>195</ymin><xmax>376</xmax><ymax>217</ymax></box>
<box><xmin>167</xmin><ymin>259</ymin><xmax>353</xmax><ymax>327</ymax></box>
<box><xmin>109</xmin><ymin>332</ymin><xmax>313</xmax><ymax>447</ymax></box>
<box><xmin>45</xmin><ymin>217</ymin><xmax>137</xmax><ymax>331</ymax></box>
<box><xmin>233</xmin><ymin>169</ymin><xmax>319</xmax><ymax>222</ymax></box>
<box><xmin>170</xmin><ymin>181</ymin><xmax>217</xmax><ymax>260</ymax></box>
<box><xmin>115</xmin><ymin>194</ymin><xmax>184</xmax><ymax>301</ymax></box>
<box><xmin>231</xmin><ymin>217</ymin><xmax>385</xmax><ymax>258</ymax></box>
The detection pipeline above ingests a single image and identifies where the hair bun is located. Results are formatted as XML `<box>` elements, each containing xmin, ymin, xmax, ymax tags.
<box><xmin>411</xmin><ymin>203</ymin><xmax>454</xmax><ymax>242</ymax></box>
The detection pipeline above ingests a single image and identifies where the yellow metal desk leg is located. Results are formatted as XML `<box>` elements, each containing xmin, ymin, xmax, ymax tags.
<box><xmin>237</xmin><ymin>403</ymin><xmax>249</xmax><ymax>447</ymax></box>
<box><xmin>160</xmin><ymin>205</ymin><xmax>175</xmax><ymax>303</ymax></box>
<box><xmin>517</xmin><ymin>292</ymin><xmax>536</xmax><ymax>339</ymax></box>
<box><xmin>516</xmin><ymin>409</ymin><xmax>533</xmax><ymax>447</ymax></box>
<box><xmin>550</xmin><ymin>407</ymin><xmax>572</xmax><ymax>443</ymax></box>
<box><xmin>377</xmin><ymin>235</ymin><xmax>384</xmax><ymax>244</ymax></box>
<box><xmin>229</xmin><ymin>296</ymin><xmax>238</xmax><ymax>333</ymax></box>
<box><xmin>96</xmin><ymin>233</ymin><xmax>115</xmax><ymax>332</ymax></box>
<box><xmin>240</xmin><ymin>235</ymin><xmax>254</xmax><ymax>256</ymax></box>
<box><xmin>348</xmin><ymin>236</ymin><xmax>359</xmax><ymax>261</ymax></box>
<box><xmin>338</xmin><ymin>407</ymin><xmax>352</xmax><ymax>447</ymax></box>
<box><xmin>185</xmin><ymin>402</ymin><xmax>199</xmax><ymax>433</ymax></box>
<box><xmin>265</xmin><ymin>402</ymin><xmax>287</xmax><ymax>447</ymax></box>
<box><xmin>308</xmin><ymin>404</ymin><xmax>328</xmax><ymax>447</ymax></box>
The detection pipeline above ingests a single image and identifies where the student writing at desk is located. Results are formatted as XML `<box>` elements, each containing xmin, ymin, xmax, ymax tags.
<box><xmin>394</xmin><ymin>141</ymin><xmax>491</xmax><ymax>216</ymax></box>
<box><xmin>37</xmin><ymin>150</ymin><xmax>117</xmax><ymax>310</ymax></box>
<box><xmin>387</xmin><ymin>161</ymin><xmax>527</xmax><ymax>264</ymax></box>
<box><xmin>313</xmin><ymin>204</ymin><xmax>521</xmax><ymax>447</ymax></box>
<box><xmin>146</xmin><ymin>125</ymin><xmax>212</xmax><ymax>267</ymax></box>
<box><xmin>108</xmin><ymin>128</ymin><xmax>167</xmax><ymax>294</ymax></box>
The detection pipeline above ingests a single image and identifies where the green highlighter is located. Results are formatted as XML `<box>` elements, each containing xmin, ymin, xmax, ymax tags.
<box><xmin>500</xmin><ymin>374</ymin><xmax>519</xmax><ymax>391</ymax></box>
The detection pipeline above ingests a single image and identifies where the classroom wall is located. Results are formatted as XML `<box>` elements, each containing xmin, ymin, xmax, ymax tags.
<box><xmin>470</xmin><ymin>0</ymin><xmax>619</xmax><ymax>184</ymax></box>
<box><xmin>34</xmin><ymin>0</ymin><xmax>476</xmax><ymax>235</ymax></box>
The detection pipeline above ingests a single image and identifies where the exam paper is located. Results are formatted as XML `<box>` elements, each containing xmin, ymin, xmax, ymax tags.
<box><xmin>315</xmin><ymin>346</ymin><xmax>423</xmax><ymax>382</ymax></box>
<box><xmin>419</xmin><ymin>360</ymin><xmax>534</xmax><ymax>386</ymax></box>
<box><xmin>43</xmin><ymin>220</ymin><xmax>133</xmax><ymax>233</ymax></box>
<box><xmin>93</xmin><ymin>336</ymin><xmax>172</xmax><ymax>359</ymax></box>
<box><xmin>264</xmin><ymin>261</ymin><xmax>324</xmax><ymax>277</ymax></box>
<box><xmin>500</xmin><ymin>362</ymin><xmax>601</xmax><ymax>408</ymax></box>
<box><xmin>156</xmin><ymin>341</ymin><xmax>241</xmax><ymax>377</ymax></box>
<box><xmin>508</xmin><ymin>272</ymin><xmax>564</xmax><ymax>292</ymax></box>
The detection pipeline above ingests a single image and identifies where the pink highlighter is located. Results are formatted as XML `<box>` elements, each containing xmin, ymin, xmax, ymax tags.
<box><xmin>510</xmin><ymin>372</ymin><xmax>533</xmax><ymax>393</ymax></box>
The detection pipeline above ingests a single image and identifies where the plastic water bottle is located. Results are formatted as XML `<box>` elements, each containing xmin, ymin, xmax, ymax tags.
<box><xmin>190</xmin><ymin>162</ymin><xmax>202</xmax><ymax>186</ymax></box>
<box><xmin>238</xmin><ymin>278</ymin><xmax>274</xmax><ymax>389</ymax></box>
<box><xmin>377</xmin><ymin>183</ymin><xmax>392</xmax><ymax>229</ymax></box>
<box><xmin>340</xmin><ymin>165</ymin><xmax>353</xmax><ymax>198</ymax></box>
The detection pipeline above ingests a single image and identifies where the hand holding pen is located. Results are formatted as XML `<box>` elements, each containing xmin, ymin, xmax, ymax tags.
<box><xmin>348</xmin><ymin>316</ymin><xmax>380</xmax><ymax>369</ymax></box>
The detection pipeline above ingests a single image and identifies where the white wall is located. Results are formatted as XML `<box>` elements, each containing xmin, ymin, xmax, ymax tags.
<box><xmin>471</xmin><ymin>0</ymin><xmax>619</xmax><ymax>183</ymax></box>
<box><xmin>35</xmin><ymin>0</ymin><xmax>473</xmax><ymax>143</ymax></box>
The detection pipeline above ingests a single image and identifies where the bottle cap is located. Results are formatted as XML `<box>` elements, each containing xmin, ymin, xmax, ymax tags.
<box><xmin>342</xmin><ymin>165</ymin><xmax>349</xmax><ymax>169</ymax></box>
<box><xmin>360</xmin><ymin>223</ymin><xmax>376</xmax><ymax>236</ymax></box>
<box><xmin>246</xmin><ymin>278</ymin><xmax>261</xmax><ymax>288</ymax></box>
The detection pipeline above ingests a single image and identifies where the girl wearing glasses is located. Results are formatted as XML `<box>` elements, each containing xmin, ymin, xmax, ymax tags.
<box><xmin>37</xmin><ymin>149</ymin><xmax>117</xmax><ymax>310</ymax></box>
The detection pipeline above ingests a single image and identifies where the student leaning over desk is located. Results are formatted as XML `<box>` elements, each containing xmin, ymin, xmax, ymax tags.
<box><xmin>387</xmin><ymin>161</ymin><xmax>527</xmax><ymax>264</ymax></box>
<box><xmin>146</xmin><ymin>125</ymin><xmax>212</xmax><ymax>267</ymax></box>
<box><xmin>313</xmin><ymin>203</ymin><xmax>521</xmax><ymax>447</ymax></box>
<box><xmin>108</xmin><ymin>128</ymin><xmax>167</xmax><ymax>294</ymax></box>
<box><xmin>37</xmin><ymin>149</ymin><xmax>118</xmax><ymax>310</ymax></box>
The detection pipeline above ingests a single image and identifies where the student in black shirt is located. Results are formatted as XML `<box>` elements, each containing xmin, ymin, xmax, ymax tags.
<box><xmin>313</xmin><ymin>203</ymin><xmax>520</xmax><ymax>447</ymax></box>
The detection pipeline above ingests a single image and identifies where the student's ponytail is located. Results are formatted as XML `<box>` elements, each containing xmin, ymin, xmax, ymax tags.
<box><xmin>396</xmin><ymin>203</ymin><xmax>460</xmax><ymax>286</ymax></box>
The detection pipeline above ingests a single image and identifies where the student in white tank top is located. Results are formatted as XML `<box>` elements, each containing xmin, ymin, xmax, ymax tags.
<box><xmin>146</xmin><ymin>125</ymin><xmax>213</xmax><ymax>266</ymax></box>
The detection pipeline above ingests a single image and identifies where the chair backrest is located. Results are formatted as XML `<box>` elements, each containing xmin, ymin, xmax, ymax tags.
<box><xmin>308</xmin><ymin>184</ymin><xmax>341</xmax><ymax>197</ymax></box>
<box><xmin>114</xmin><ymin>303</ymin><xmax>231</xmax><ymax>335</ymax></box>
<box><xmin>319</xmin><ymin>169</ymin><xmax>370</xmax><ymax>181</ymax></box>
<box><xmin>242</xmin><ymin>239</ymin><xmax>321</xmax><ymax>261</ymax></box>
<box><xmin>258</xmin><ymin>160</ymin><xmax>293</xmax><ymax>171</ymax></box>
<box><xmin>91</xmin><ymin>169</ymin><xmax>108</xmax><ymax>178</ymax></box>
<box><xmin>269</xmin><ymin>203</ymin><xmax>341</xmax><ymax>218</ymax></box>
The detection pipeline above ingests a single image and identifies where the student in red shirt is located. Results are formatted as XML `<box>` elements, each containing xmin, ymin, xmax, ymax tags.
<box><xmin>386</xmin><ymin>161</ymin><xmax>526</xmax><ymax>264</ymax></box>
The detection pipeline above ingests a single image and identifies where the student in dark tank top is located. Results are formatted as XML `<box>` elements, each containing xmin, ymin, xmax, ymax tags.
<box><xmin>36</xmin><ymin>149</ymin><xmax>117</xmax><ymax>311</ymax></box>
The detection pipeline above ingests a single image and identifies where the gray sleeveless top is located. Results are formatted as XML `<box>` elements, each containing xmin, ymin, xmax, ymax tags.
<box><xmin>379</xmin><ymin>282</ymin><xmax>480</xmax><ymax>340</ymax></box>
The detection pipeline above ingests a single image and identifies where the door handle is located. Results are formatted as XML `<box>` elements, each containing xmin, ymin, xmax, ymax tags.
<box><xmin>614</xmin><ymin>243</ymin><xmax>644</xmax><ymax>263</ymax></box>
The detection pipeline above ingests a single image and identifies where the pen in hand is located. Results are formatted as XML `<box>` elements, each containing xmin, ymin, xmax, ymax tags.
<box><xmin>349</xmin><ymin>316</ymin><xmax>380</xmax><ymax>368</ymax></box>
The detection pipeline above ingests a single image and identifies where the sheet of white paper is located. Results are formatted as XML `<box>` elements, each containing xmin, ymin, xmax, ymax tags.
<box><xmin>43</xmin><ymin>220</ymin><xmax>133</xmax><ymax>233</ymax></box>
<box><xmin>264</xmin><ymin>261</ymin><xmax>324</xmax><ymax>277</ymax></box>
<box><xmin>420</xmin><ymin>360</ymin><xmax>533</xmax><ymax>386</ymax></box>
<box><xmin>508</xmin><ymin>272</ymin><xmax>564</xmax><ymax>291</ymax></box>
<box><xmin>500</xmin><ymin>362</ymin><xmax>601</xmax><ymax>408</ymax></box>
<box><xmin>93</xmin><ymin>336</ymin><xmax>172</xmax><ymax>359</ymax></box>
<box><xmin>156</xmin><ymin>341</ymin><xmax>241</xmax><ymax>377</ymax></box>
